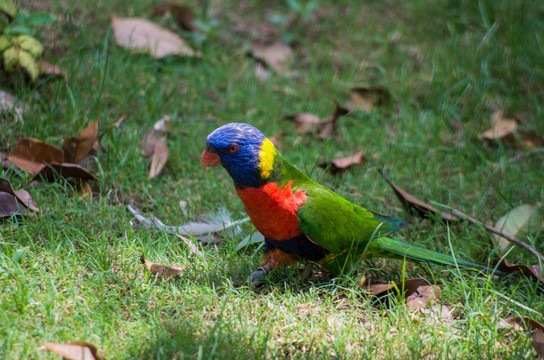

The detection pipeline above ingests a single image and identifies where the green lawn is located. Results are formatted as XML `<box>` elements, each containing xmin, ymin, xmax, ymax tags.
<box><xmin>1</xmin><ymin>0</ymin><xmax>543</xmax><ymax>358</ymax></box>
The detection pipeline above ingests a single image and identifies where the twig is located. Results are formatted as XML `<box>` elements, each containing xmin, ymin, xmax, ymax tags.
<box><xmin>432</xmin><ymin>202</ymin><xmax>544</xmax><ymax>264</ymax></box>
<box><xmin>508</xmin><ymin>147</ymin><xmax>544</xmax><ymax>162</ymax></box>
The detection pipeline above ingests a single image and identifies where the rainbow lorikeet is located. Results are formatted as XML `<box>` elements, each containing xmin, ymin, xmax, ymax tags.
<box><xmin>201</xmin><ymin>123</ymin><xmax>489</xmax><ymax>285</ymax></box>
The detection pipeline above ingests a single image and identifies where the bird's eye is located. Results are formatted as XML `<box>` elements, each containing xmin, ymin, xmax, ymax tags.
<box><xmin>228</xmin><ymin>144</ymin><xmax>239</xmax><ymax>154</ymax></box>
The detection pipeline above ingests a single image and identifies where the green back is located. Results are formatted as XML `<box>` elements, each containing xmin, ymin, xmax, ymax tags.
<box><xmin>269</xmin><ymin>152</ymin><xmax>403</xmax><ymax>257</ymax></box>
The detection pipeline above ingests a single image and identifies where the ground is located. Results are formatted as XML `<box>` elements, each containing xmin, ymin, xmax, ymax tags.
<box><xmin>1</xmin><ymin>0</ymin><xmax>543</xmax><ymax>359</ymax></box>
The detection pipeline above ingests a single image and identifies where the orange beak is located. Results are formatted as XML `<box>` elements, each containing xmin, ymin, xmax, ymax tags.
<box><xmin>201</xmin><ymin>150</ymin><xmax>221</xmax><ymax>171</ymax></box>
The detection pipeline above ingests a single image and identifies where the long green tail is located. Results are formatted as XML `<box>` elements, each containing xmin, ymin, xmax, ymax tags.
<box><xmin>367</xmin><ymin>237</ymin><xmax>503</xmax><ymax>274</ymax></box>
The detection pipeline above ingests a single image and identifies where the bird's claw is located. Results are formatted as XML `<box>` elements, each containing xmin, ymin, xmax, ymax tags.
<box><xmin>247</xmin><ymin>267</ymin><xmax>267</xmax><ymax>287</ymax></box>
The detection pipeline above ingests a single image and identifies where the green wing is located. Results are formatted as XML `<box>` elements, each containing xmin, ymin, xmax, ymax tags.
<box><xmin>271</xmin><ymin>157</ymin><xmax>404</xmax><ymax>255</ymax></box>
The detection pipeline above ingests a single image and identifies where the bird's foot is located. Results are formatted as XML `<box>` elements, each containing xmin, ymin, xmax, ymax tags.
<box><xmin>247</xmin><ymin>267</ymin><xmax>267</xmax><ymax>287</ymax></box>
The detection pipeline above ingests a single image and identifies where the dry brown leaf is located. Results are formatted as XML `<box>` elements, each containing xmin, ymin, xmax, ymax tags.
<box><xmin>174</xmin><ymin>234</ymin><xmax>204</xmax><ymax>256</ymax></box>
<box><xmin>33</xmin><ymin>163</ymin><xmax>99</xmax><ymax>182</ymax></box>
<box><xmin>140</xmin><ymin>254</ymin><xmax>190</xmax><ymax>278</ymax></box>
<box><xmin>43</xmin><ymin>341</ymin><xmax>103</xmax><ymax>360</ymax></box>
<box><xmin>250</xmin><ymin>41</ymin><xmax>292</xmax><ymax>74</ymax></box>
<box><xmin>0</xmin><ymin>192</ymin><xmax>26</xmax><ymax>218</ymax></box>
<box><xmin>478</xmin><ymin>111</ymin><xmax>544</xmax><ymax>150</ymax></box>
<box><xmin>499</xmin><ymin>316</ymin><xmax>544</xmax><ymax>357</ymax></box>
<box><xmin>319</xmin><ymin>150</ymin><xmax>366</xmax><ymax>174</ymax></box>
<box><xmin>111</xmin><ymin>15</ymin><xmax>198</xmax><ymax>58</ymax></box>
<box><xmin>13</xmin><ymin>189</ymin><xmax>39</xmax><ymax>212</ymax></box>
<box><xmin>317</xmin><ymin>101</ymin><xmax>350</xmax><ymax>139</ymax></box>
<box><xmin>365</xmin><ymin>278</ymin><xmax>427</xmax><ymax>297</ymax></box>
<box><xmin>141</xmin><ymin>117</ymin><xmax>170</xmax><ymax>157</ymax></box>
<box><xmin>0</xmin><ymin>178</ymin><xmax>38</xmax><ymax>212</ymax></box>
<box><xmin>255</xmin><ymin>61</ymin><xmax>270</xmax><ymax>82</ymax></box>
<box><xmin>7</xmin><ymin>138</ymin><xmax>64</xmax><ymax>175</ymax></box>
<box><xmin>349</xmin><ymin>86</ymin><xmax>389</xmax><ymax>112</ymax></box>
<box><xmin>63</xmin><ymin>119</ymin><xmax>99</xmax><ymax>163</ymax></box>
<box><xmin>152</xmin><ymin>3</ymin><xmax>197</xmax><ymax>32</ymax></box>
<box><xmin>39</xmin><ymin>59</ymin><xmax>67</xmax><ymax>77</ymax></box>
<box><xmin>148</xmin><ymin>137</ymin><xmax>169</xmax><ymax>179</ymax></box>
<box><xmin>495</xmin><ymin>259</ymin><xmax>544</xmax><ymax>285</ymax></box>
<box><xmin>406</xmin><ymin>285</ymin><xmax>441</xmax><ymax>310</ymax></box>
<box><xmin>285</xmin><ymin>113</ymin><xmax>320</xmax><ymax>133</ymax></box>
<box><xmin>286</xmin><ymin>101</ymin><xmax>349</xmax><ymax>138</ymax></box>
<box><xmin>378</xmin><ymin>170</ymin><xmax>459</xmax><ymax>222</ymax></box>
<box><xmin>76</xmin><ymin>181</ymin><xmax>93</xmax><ymax>199</ymax></box>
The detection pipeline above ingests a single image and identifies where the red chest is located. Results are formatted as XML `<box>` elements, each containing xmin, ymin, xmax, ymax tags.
<box><xmin>235</xmin><ymin>181</ymin><xmax>307</xmax><ymax>241</ymax></box>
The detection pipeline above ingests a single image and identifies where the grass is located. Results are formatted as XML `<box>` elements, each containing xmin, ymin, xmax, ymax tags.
<box><xmin>1</xmin><ymin>0</ymin><xmax>544</xmax><ymax>358</ymax></box>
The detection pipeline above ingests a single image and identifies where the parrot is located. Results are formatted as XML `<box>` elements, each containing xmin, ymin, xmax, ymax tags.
<box><xmin>201</xmin><ymin>123</ymin><xmax>495</xmax><ymax>285</ymax></box>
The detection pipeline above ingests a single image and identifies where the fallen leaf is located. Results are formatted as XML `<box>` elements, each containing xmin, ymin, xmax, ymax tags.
<box><xmin>349</xmin><ymin>86</ymin><xmax>389</xmax><ymax>112</ymax></box>
<box><xmin>148</xmin><ymin>137</ymin><xmax>169</xmax><ymax>179</ymax></box>
<box><xmin>32</xmin><ymin>163</ymin><xmax>98</xmax><ymax>182</ymax></box>
<box><xmin>141</xmin><ymin>116</ymin><xmax>170</xmax><ymax>157</ymax></box>
<box><xmin>128</xmin><ymin>205</ymin><xmax>248</xmax><ymax>242</ymax></box>
<box><xmin>249</xmin><ymin>41</ymin><xmax>292</xmax><ymax>74</ymax></box>
<box><xmin>62</xmin><ymin>119</ymin><xmax>99</xmax><ymax>163</ymax></box>
<box><xmin>235</xmin><ymin>232</ymin><xmax>265</xmax><ymax>251</ymax></box>
<box><xmin>495</xmin><ymin>259</ymin><xmax>544</xmax><ymax>285</ymax></box>
<box><xmin>140</xmin><ymin>254</ymin><xmax>190</xmax><ymax>278</ymax></box>
<box><xmin>365</xmin><ymin>278</ymin><xmax>426</xmax><ymax>297</ymax></box>
<box><xmin>317</xmin><ymin>100</ymin><xmax>350</xmax><ymax>139</ymax></box>
<box><xmin>7</xmin><ymin>138</ymin><xmax>64</xmax><ymax>175</ymax></box>
<box><xmin>0</xmin><ymin>192</ymin><xmax>26</xmax><ymax>218</ymax></box>
<box><xmin>478</xmin><ymin>111</ymin><xmax>544</xmax><ymax>150</ymax></box>
<box><xmin>152</xmin><ymin>3</ymin><xmax>197</xmax><ymax>32</ymax></box>
<box><xmin>364</xmin><ymin>278</ymin><xmax>439</xmax><ymax>309</ymax></box>
<box><xmin>179</xmin><ymin>199</ymin><xmax>188</xmax><ymax>216</ymax></box>
<box><xmin>378</xmin><ymin>170</ymin><xmax>459</xmax><ymax>222</ymax></box>
<box><xmin>111</xmin><ymin>15</ymin><xmax>198</xmax><ymax>58</ymax></box>
<box><xmin>499</xmin><ymin>316</ymin><xmax>544</xmax><ymax>358</ymax></box>
<box><xmin>405</xmin><ymin>285</ymin><xmax>441</xmax><ymax>310</ymax></box>
<box><xmin>39</xmin><ymin>59</ymin><xmax>66</xmax><ymax>77</ymax></box>
<box><xmin>285</xmin><ymin>112</ymin><xmax>320</xmax><ymax>133</ymax></box>
<box><xmin>255</xmin><ymin>61</ymin><xmax>270</xmax><ymax>82</ymax></box>
<box><xmin>75</xmin><ymin>180</ymin><xmax>93</xmax><ymax>199</ymax></box>
<box><xmin>285</xmin><ymin>101</ymin><xmax>349</xmax><ymax>138</ymax></box>
<box><xmin>492</xmin><ymin>204</ymin><xmax>544</xmax><ymax>253</ymax></box>
<box><xmin>0</xmin><ymin>178</ymin><xmax>38</xmax><ymax>212</ymax></box>
<box><xmin>43</xmin><ymin>341</ymin><xmax>103</xmax><ymax>360</ymax></box>
<box><xmin>13</xmin><ymin>189</ymin><xmax>39</xmax><ymax>211</ymax></box>
<box><xmin>174</xmin><ymin>234</ymin><xmax>204</xmax><ymax>256</ymax></box>
<box><xmin>0</xmin><ymin>89</ymin><xmax>23</xmax><ymax>121</ymax></box>
<box><xmin>319</xmin><ymin>150</ymin><xmax>366</xmax><ymax>174</ymax></box>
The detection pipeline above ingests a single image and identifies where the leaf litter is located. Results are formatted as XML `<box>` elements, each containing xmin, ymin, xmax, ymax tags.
<box><xmin>0</xmin><ymin>178</ymin><xmax>38</xmax><ymax>214</ymax></box>
<box><xmin>152</xmin><ymin>3</ymin><xmax>198</xmax><ymax>32</ymax></box>
<box><xmin>127</xmin><ymin>205</ymin><xmax>249</xmax><ymax>242</ymax></box>
<box><xmin>140</xmin><ymin>254</ymin><xmax>191</xmax><ymax>278</ymax></box>
<box><xmin>111</xmin><ymin>15</ymin><xmax>199</xmax><ymax>58</ymax></box>
<box><xmin>141</xmin><ymin>117</ymin><xmax>170</xmax><ymax>179</ymax></box>
<box><xmin>498</xmin><ymin>316</ymin><xmax>544</xmax><ymax>357</ymax></box>
<box><xmin>249</xmin><ymin>40</ymin><xmax>292</xmax><ymax>75</ymax></box>
<box><xmin>285</xmin><ymin>100</ymin><xmax>349</xmax><ymax>138</ymax></box>
<box><xmin>378</xmin><ymin>170</ymin><xmax>458</xmax><ymax>222</ymax></box>
<box><xmin>478</xmin><ymin>110</ymin><xmax>544</xmax><ymax>150</ymax></box>
<box><xmin>491</xmin><ymin>204</ymin><xmax>544</xmax><ymax>254</ymax></box>
<box><xmin>348</xmin><ymin>86</ymin><xmax>390</xmax><ymax>112</ymax></box>
<box><xmin>319</xmin><ymin>150</ymin><xmax>365</xmax><ymax>174</ymax></box>
<box><xmin>42</xmin><ymin>341</ymin><xmax>103</xmax><ymax>360</ymax></box>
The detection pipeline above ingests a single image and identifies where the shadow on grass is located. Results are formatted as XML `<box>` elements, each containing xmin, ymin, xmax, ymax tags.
<box><xmin>125</xmin><ymin>318</ymin><xmax>270</xmax><ymax>360</ymax></box>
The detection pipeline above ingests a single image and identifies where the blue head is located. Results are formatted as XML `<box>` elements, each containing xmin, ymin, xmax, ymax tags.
<box><xmin>201</xmin><ymin>123</ymin><xmax>277</xmax><ymax>188</ymax></box>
